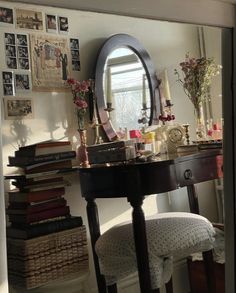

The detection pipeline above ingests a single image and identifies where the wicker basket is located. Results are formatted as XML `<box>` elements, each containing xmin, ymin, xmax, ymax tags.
<box><xmin>7</xmin><ymin>226</ymin><xmax>89</xmax><ymax>289</ymax></box>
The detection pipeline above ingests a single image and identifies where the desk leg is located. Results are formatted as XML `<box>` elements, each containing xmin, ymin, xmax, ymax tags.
<box><xmin>187</xmin><ymin>184</ymin><xmax>200</xmax><ymax>214</ymax></box>
<box><xmin>130</xmin><ymin>197</ymin><xmax>152</xmax><ymax>293</ymax></box>
<box><xmin>86</xmin><ymin>198</ymin><xmax>107</xmax><ymax>293</ymax></box>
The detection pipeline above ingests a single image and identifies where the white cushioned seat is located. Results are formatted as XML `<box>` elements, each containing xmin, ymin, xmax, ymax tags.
<box><xmin>95</xmin><ymin>212</ymin><xmax>215</xmax><ymax>289</ymax></box>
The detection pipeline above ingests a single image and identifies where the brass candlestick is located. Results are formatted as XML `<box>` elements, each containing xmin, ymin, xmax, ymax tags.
<box><xmin>183</xmin><ymin>124</ymin><xmax>190</xmax><ymax>145</ymax></box>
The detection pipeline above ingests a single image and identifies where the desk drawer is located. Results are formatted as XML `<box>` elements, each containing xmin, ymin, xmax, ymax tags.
<box><xmin>176</xmin><ymin>155</ymin><xmax>223</xmax><ymax>186</ymax></box>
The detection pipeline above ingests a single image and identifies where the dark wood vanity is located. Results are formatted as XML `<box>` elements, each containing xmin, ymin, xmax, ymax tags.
<box><xmin>78</xmin><ymin>149</ymin><xmax>223</xmax><ymax>293</ymax></box>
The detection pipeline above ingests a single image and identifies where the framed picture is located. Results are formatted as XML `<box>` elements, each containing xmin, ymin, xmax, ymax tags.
<box><xmin>30</xmin><ymin>34</ymin><xmax>71</xmax><ymax>91</ymax></box>
<box><xmin>0</xmin><ymin>7</ymin><xmax>13</xmax><ymax>25</ymax></box>
<box><xmin>16</xmin><ymin>9</ymin><xmax>43</xmax><ymax>30</ymax></box>
<box><xmin>58</xmin><ymin>16</ymin><xmax>68</xmax><ymax>34</ymax></box>
<box><xmin>6</xmin><ymin>57</ymin><xmax>17</xmax><ymax>69</ymax></box>
<box><xmin>15</xmin><ymin>73</ymin><xmax>30</xmax><ymax>91</ymax></box>
<box><xmin>72</xmin><ymin>60</ymin><xmax>80</xmax><ymax>71</ymax></box>
<box><xmin>46</xmin><ymin>14</ymin><xmax>57</xmax><ymax>33</ymax></box>
<box><xmin>4</xmin><ymin>97</ymin><xmax>34</xmax><ymax>119</ymax></box>
<box><xmin>2</xmin><ymin>71</ymin><xmax>13</xmax><ymax>84</ymax></box>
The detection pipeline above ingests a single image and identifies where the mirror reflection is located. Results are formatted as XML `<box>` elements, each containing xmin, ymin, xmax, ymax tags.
<box><xmin>104</xmin><ymin>48</ymin><xmax>151</xmax><ymax>133</ymax></box>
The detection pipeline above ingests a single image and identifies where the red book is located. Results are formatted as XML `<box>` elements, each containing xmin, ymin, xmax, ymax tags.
<box><xmin>8</xmin><ymin>206</ymin><xmax>70</xmax><ymax>224</ymax></box>
<box><xmin>7</xmin><ymin>198</ymin><xmax>67</xmax><ymax>215</ymax></box>
<box><xmin>8</xmin><ymin>187</ymin><xmax>65</xmax><ymax>203</ymax></box>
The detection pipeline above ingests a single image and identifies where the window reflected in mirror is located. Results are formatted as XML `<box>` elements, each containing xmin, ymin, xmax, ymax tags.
<box><xmin>103</xmin><ymin>48</ymin><xmax>151</xmax><ymax>133</ymax></box>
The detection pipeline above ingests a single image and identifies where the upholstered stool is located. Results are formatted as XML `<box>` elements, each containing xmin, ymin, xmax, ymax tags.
<box><xmin>95</xmin><ymin>212</ymin><xmax>216</xmax><ymax>293</ymax></box>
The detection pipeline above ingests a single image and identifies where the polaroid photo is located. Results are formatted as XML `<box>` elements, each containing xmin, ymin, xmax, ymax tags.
<box><xmin>16</xmin><ymin>9</ymin><xmax>43</xmax><ymax>31</ymax></box>
<box><xmin>70</xmin><ymin>38</ymin><xmax>79</xmax><ymax>50</ymax></box>
<box><xmin>15</xmin><ymin>73</ymin><xmax>30</xmax><ymax>91</ymax></box>
<box><xmin>72</xmin><ymin>60</ymin><xmax>80</xmax><ymax>71</ymax></box>
<box><xmin>18</xmin><ymin>58</ymin><xmax>30</xmax><ymax>70</ymax></box>
<box><xmin>6</xmin><ymin>56</ymin><xmax>17</xmax><ymax>69</ymax></box>
<box><xmin>46</xmin><ymin>14</ymin><xmax>58</xmax><ymax>33</ymax></box>
<box><xmin>58</xmin><ymin>16</ymin><xmax>68</xmax><ymax>34</ymax></box>
<box><xmin>5</xmin><ymin>32</ymin><xmax>15</xmax><ymax>45</ymax></box>
<box><xmin>0</xmin><ymin>7</ymin><xmax>13</xmax><ymax>25</ymax></box>
<box><xmin>2</xmin><ymin>71</ymin><xmax>13</xmax><ymax>84</ymax></box>
<box><xmin>4</xmin><ymin>97</ymin><xmax>34</xmax><ymax>119</ymax></box>
<box><xmin>16</xmin><ymin>34</ymin><xmax>28</xmax><ymax>46</ymax></box>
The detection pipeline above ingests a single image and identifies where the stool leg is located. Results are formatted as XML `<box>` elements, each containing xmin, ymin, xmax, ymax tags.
<box><xmin>107</xmin><ymin>283</ymin><xmax>118</xmax><ymax>293</ymax></box>
<box><xmin>165</xmin><ymin>277</ymin><xmax>173</xmax><ymax>293</ymax></box>
<box><xmin>202</xmin><ymin>250</ymin><xmax>216</xmax><ymax>293</ymax></box>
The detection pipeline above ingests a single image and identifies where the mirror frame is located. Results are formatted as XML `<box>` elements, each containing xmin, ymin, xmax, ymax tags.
<box><xmin>95</xmin><ymin>33</ymin><xmax>160</xmax><ymax>141</ymax></box>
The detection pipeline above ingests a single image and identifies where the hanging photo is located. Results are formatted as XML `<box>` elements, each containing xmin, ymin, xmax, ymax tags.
<box><xmin>15</xmin><ymin>73</ymin><xmax>30</xmax><ymax>91</ymax></box>
<box><xmin>5</xmin><ymin>44</ymin><xmax>16</xmax><ymax>57</ymax></box>
<box><xmin>5</xmin><ymin>32</ymin><xmax>15</xmax><ymax>45</ymax></box>
<box><xmin>16</xmin><ymin>9</ymin><xmax>43</xmax><ymax>30</ymax></box>
<box><xmin>72</xmin><ymin>60</ymin><xmax>81</xmax><ymax>71</ymax></box>
<box><xmin>0</xmin><ymin>7</ymin><xmax>13</xmax><ymax>25</ymax></box>
<box><xmin>16</xmin><ymin>34</ymin><xmax>28</xmax><ymax>46</ymax></box>
<box><xmin>2</xmin><ymin>71</ymin><xmax>14</xmax><ymax>96</ymax></box>
<box><xmin>70</xmin><ymin>38</ymin><xmax>80</xmax><ymax>71</ymax></box>
<box><xmin>58</xmin><ymin>16</ymin><xmax>68</xmax><ymax>34</ymax></box>
<box><xmin>4</xmin><ymin>97</ymin><xmax>34</xmax><ymax>119</ymax></box>
<box><xmin>6</xmin><ymin>57</ymin><xmax>17</xmax><ymax>69</ymax></box>
<box><xmin>70</xmin><ymin>38</ymin><xmax>79</xmax><ymax>50</ymax></box>
<box><xmin>30</xmin><ymin>34</ymin><xmax>71</xmax><ymax>91</ymax></box>
<box><xmin>46</xmin><ymin>14</ymin><xmax>57</xmax><ymax>33</ymax></box>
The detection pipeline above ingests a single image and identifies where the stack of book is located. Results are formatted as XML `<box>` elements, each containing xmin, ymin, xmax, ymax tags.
<box><xmin>5</xmin><ymin>140</ymin><xmax>83</xmax><ymax>239</ymax></box>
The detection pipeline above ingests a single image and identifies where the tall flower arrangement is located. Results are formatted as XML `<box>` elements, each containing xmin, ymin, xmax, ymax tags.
<box><xmin>67</xmin><ymin>78</ymin><xmax>91</xmax><ymax>130</ymax></box>
<box><xmin>174</xmin><ymin>54</ymin><xmax>221</xmax><ymax>112</ymax></box>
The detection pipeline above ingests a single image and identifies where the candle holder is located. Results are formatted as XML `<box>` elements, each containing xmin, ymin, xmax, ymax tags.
<box><xmin>159</xmin><ymin>100</ymin><xmax>175</xmax><ymax>125</ymax></box>
<box><xmin>138</xmin><ymin>106</ymin><xmax>150</xmax><ymax>126</ymax></box>
<box><xmin>183</xmin><ymin>124</ymin><xmax>190</xmax><ymax>145</ymax></box>
<box><xmin>104</xmin><ymin>102</ymin><xmax>115</xmax><ymax>120</ymax></box>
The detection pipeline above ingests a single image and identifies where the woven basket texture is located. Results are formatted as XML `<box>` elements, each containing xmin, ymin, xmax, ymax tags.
<box><xmin>7</xmin><ymin>226</ymin><xmax>89</xmax><ymax>289</ymax></box>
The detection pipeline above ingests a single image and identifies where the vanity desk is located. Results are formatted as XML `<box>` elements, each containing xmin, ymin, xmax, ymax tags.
<box><xmin>78</xmin><ymin>148</ymin><xmax>223</xmax><ymax>293</ymax></box>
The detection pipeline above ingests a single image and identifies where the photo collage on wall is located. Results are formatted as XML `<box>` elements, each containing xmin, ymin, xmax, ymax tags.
<box><xmin>0</xmin><ymin>5</ymin><xmax>82</xmax><ymax>119</ymax></box>
<box><xmin>70</xmin><ymin>38</ymin><xmax>80</xmax><ymax>71</ymax></box>
<box><xmin>5</xmin><ymin>33</ymin><xmax>30</xmax><ymax>70</ymax></box>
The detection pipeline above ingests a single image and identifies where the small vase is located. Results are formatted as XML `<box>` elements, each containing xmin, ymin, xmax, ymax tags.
<box><xmin>77</xmin><ymin>129</ymin><xmax>90</xmax><ymax>167</ymax></box>
<box><xmin>194</xmin><ymin>105</ymin><xmax>206</xmax><ymax>141</ymax></box>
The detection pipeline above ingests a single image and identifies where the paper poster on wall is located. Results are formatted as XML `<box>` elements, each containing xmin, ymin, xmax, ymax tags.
<box><xmin>0</xmin><ymin>7</ymin><xmax>14</xmax><ymax>25</ymax></box>
<box><xmin>4</xmin><ymin>97</ymin><xmax>34</xmax><ymax>119</ymax></box>
<box><xmin>30</xmin><ymin>34</ymin><xmax>71</xmax><ymax>91</ymax></box>
<box><xmin>16</xmin><ymin>9</ymin><xmax>43</xmax><ymax>31</ymax></box>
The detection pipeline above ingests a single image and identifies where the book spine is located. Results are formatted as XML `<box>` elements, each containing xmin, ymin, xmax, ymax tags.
<box><xmin>7</xmin><ymin>198</ymin><xmax>67</xmax><ymax>214</ymax></box>
<box><xmin>9</xmin><ymin>187</ymin><xmax>65</xmax><ymax>203</ymax></box>
<box><xmin>9</xmin><ymin>151</ymin><xmax>76</xmax><ymax>167</ymax></box>
<box><xmin>7</xmin><ymin>217</ymin><xmax>83</xmax><ymax>239</ymax></box>
<box><xmin>24</xmin><ymin>160</ymin><xmax>72</xmax><ymax>174</ymax></box>
<box><xmin>8</xmin><ymin>206</ymin><xmax>70</xmax><ymax>224</ymax></box>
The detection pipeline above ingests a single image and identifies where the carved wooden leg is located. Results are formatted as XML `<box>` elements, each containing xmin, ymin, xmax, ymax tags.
<box><xmin>86</xmin><ymin>198</ymin><xmax>107</xmax><ymax>293</ymax></box>
<box><xmin>107</xmin><ymin>284</ymin><xmax>118</xmax><ymax>293</ymax></box>
<box><xmin>202</xmin><ymin>250</ymin><xmax>216</xmax><ymax>293</ymax></box>
<box><xmin>130</xmin><ymin>196</ymin><xmax>152</xmax><ymax>293</ymax></box>
<box><xmin>165</xmin><ymin>277</ymin><xmax>173</xmax><ymax>293</ymax></box>
<box><xmin>187</xmin><ymin>184</ymin><xmax>200</xmax><ymax>214</ymax></box>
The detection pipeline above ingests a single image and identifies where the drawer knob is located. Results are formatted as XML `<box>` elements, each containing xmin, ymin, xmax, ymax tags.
<box><xmin>184</xmin><ymin>169</ymin><xmax>193</xmax><ymax>180</ymax></box>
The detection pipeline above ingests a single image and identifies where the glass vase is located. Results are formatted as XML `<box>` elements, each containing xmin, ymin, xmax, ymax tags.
<box><xmin>194</xmin><ymin>105</ymin><xmax>206</xmax><ymax>141</ymax></box>
<box><xmin>77</xmin><ymin>129</ymin><xmax>90</xmax><ymax>167</ymax></box>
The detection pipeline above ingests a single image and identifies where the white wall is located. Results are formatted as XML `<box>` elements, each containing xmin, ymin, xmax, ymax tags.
<box><xmin>0</xmin><ymin>1</ymin><xmax>226</xmax><ymax>292</ymax></box>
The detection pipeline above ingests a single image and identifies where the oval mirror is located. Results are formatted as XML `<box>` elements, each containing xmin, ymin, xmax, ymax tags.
<box><xmin>95</xmin><ymin>34</ymin><xmax>160</xmax><ymax>141</ymax></box>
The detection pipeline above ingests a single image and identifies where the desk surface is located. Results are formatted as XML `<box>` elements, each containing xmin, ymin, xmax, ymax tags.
<box><xmin>79</xmin><ymin>149</ymin><xmax>223</xmax><ymax>198</ymax></box>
